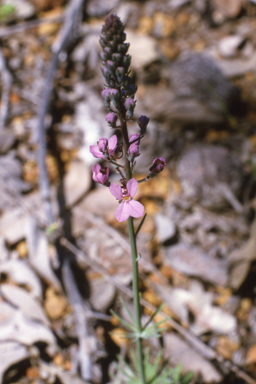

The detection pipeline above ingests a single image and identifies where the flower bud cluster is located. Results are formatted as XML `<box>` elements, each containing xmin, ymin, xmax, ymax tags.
<box><xmin>100</xmin><ymin>14</ymin><xmax>138</xmax><ymax>122</ymax></box>
<box><xmin>90</xmin><ymin>14</ymin><xmax>167</xmax><ymax>221</ymax></box>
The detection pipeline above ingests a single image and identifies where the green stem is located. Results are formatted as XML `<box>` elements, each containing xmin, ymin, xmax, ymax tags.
<box><xmin>127</xmin><ymin>216</ymin><xmax>146</xmax><ymax>384</ymax></box>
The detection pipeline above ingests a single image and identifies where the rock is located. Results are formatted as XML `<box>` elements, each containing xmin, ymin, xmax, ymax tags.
<box><xmin>168</xmin><ymin>0</ymin><xmax>191</xmax><ymax>8</ymax></box>
<box><xmin>176</xmin><ymin>144</ymin><xmax>243</xmax><ymax>211</ymax></box>
<box><xmin>164</xmin><ymin>333</ymin><xmax>222</xmax><ymax>383</ymax></box>
<box><xmin>125</xmin><ymin>30</ymin><xmax>159</xmax><ymax>71</ymax></box>
<box><xmin>0</xmin><ymin>130</ymin><xmax>15</xmax><ymax>154</ymax></box>
<box><xmin>211</xmin><ymin>52</ymin><xmax>256</xmax><ymax>78</ymax></box>
<box><xmin>164</xmin><ymin>243</ymin><xmax>228</xmax><ymax>286</ymax></box>
<box><xmin>89</xmin><ymin>277</ymin><xmax>116</xmax><ymax>313</ymax></box>
<box><xmin>169</xmin><ymin>53</ymin><xmax>241</xmax><ymax>116</ymax></box>
<box><xmin>212</xmin><ymin>0</ymin><xmax>243</xmax><ymax>19</ymax></box>
<box><xmin>63</xmin><ymin>160</ymin><xmax>91</xmax><ymax>208</ymax></box>
<box><xmin>142</xmin><ymin>53</ymin><xmax>241</xmax><ymax>124</ymax></box>
<box><xmin>218</xmin><ymin>35</ymin><xmax>246</xmax><ymax>58</ymax></box>
<box><xmin>154</xmin><ymin>214</ymin><xmax>176</xmax><ymax>244</ymax></box>
<box><xmin>44</xmin><ymin>288</ymin><xmax>68</xmax><ymax>320</ymax></box>
<box><xmin>86</xmin><ymin>0</ymin><xmax>119</xmax><ymax>17</ymax></box>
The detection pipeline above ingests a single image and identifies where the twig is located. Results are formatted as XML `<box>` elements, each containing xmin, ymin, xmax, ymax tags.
<box><xmin>0</xmin><ymin>16</ymin><xmax>64</xmax><ymax>38</ymax></box>
<box><xmin>0</xmin><ymin>46</ymin><xmax>12</xmax><ymax>128</ymax></box>
<box><xmin>60</xmin><ymin>237</ymin><xmax>256</xmax><ymax>384</ymax></box>
<box><xmin>37</xmin><ymin>0</ymin><xmax>85</xmax><ymax>226</ymax></box>
<box><xmin>62</xmin><ymin>258</ymin><xmax>92</xmax><ymax>381</ymax></box>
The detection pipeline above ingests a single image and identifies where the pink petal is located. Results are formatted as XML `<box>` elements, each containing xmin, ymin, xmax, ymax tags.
<box><xmin>108</xmin><ymin>135</ymin><xmax>117</xmax><ymax>154</ymax></box>
<box><xmin>115</xmin><ymin>202</ymin><xmax>131</xmax><ymax>222</ymax></box>
<box><xmin>128</xmin><ymin>200</ymin><xmax>144</xmax><ymax>219</ymax></box>
<box><xmin>90</xmin><ymin>145</ymin><xmax>105</xmax><ymax>159</ymax></box>
<box><xmin>127</xmin><ymin>178</ymin><xmax>138</xmax><ymax>198</ymax></box>
<box><xmin>110</xmin><ymin>183</ymin><xmax>123</xmax><ymax>200</ymax></box>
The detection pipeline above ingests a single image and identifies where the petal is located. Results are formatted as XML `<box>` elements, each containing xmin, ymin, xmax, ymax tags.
<box><xmin>128</xmin><ymin>200</ymin><xmax>144</xmax><ymax>219</ymax></box>
<box><xmin>92</xmin><ymin>164</ymin><xmax>101</xmax><ymax>174</ymax></box>
<box><xmin>127</xmin><ymin>178</ymin><xmax>138</xmax><ymax>198</ymax></box>
<box><xmin>110</xmin><ymin>183</ymin><xmax>123</xmax><ymax>200</ymax></box>
<box><xmin>108</xmin><ymin>135</ymin><xmax>117</xmax><ymax>153</ymax></box>
<box><xmin>90</xmin><ymin>145</ymin><xmax>105</xmax><ymax>159</ymax></box>
<box><xmin>115</xmin><ymin>202</ymin><xmax>130</xmax><ymax>222</ymax></box>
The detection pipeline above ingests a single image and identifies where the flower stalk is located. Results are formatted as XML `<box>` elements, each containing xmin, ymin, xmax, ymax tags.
<box><xmin>90</xmin><ymin>13</ymin><xmax>167</xmax><ymax>383</ymax></box>
<box><xmin>127</xmin><ymin>216</ymin><xmax>146</xmax><ymax>384</ymax></box>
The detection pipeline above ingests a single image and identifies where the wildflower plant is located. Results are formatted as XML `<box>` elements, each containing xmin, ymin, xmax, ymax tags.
<box><xmin>90</xmin><ymin>14</ymin><xmax>192</xmax><ymax>384</ymax></box>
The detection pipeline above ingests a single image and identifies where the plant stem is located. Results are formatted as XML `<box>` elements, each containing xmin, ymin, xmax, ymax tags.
<box><xmin>127</xmin><ymin>216</ymin><xmax>146</xmax><ymax>384</ymax></box>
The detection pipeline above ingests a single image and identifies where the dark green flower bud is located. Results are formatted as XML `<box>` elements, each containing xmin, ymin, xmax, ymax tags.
<box><xmin>106</xmin><ymin>60</ymin><xmax>116</xmax><ymax>75</ymax></box>
<box><xmin>117</xmin><ymin>43</ymin><xmax>129</xmax><ymax>55</ymax></box>
<box><xmin>116</xmin><ymin>67</ymin><xmax>126</xmax><ymax>83</ymax></box>
<box><xmin>112</xmin><ymin>53</ymin><xmax>122</xmax><ymax>64</ymax></box>
<box><xmin>122</xmin><ymin>55</ymin><xmax>131</xmax><ymax>71</ymax></box>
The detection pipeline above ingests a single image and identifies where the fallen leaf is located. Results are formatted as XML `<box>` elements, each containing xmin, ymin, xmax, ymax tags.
<box><xmin>0</xmin><ymin>341</ymin><xmax>29</xmax><ymax>384</ymax></box>
<box><xmin>0</xmin><ymin>283</ymin><xmax>49</xmax><ymax>326</ymax></box>
<box><xmin>0</xmin><ymin>259</ymin><xmax>42</xmax><ymax>299</ymax></box>
<box><xmin>164</xmin><ymin>333</ymin><xmax>222</xmax><ymax>383</ymax></box>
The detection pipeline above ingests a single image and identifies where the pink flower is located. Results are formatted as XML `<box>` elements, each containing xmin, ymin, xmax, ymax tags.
<box><xmin>110</xmin><ymin>178</ymin><xmax>144</xmax><ymax>222</ymax></box>
<box><xmin>90</xmin><ymin>135</ymin><xmax>118</xmax><ymax>159</ymax></box>
<box><xmin>92</xmin><ymin>164</ymin><xmax>109</xmax><ymax>184</ymax></box>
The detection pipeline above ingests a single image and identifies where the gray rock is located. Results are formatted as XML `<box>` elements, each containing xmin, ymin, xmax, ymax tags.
<box><xmin>141</xmin><ymin>53</ymin><xmax>241</xmax><ymax>124</ymax></box>
<box><xmin>218</xmin><ymin>35</ymin><xmax>245</xmax><ymax>58</ymax></box>
<box><xmin>87</xmin><ymin>0</ymin><xmax>119</xmax><ymax>17</ymax></box>
<box><xmin>63</xmin><ymin>161</ymin><xmax>91</xmax><ymax>208</ymax></box>
<box><xmin>154</xmin><ymin>214</ymin><xmax>176</xmax><ymax>244</ymax></box>
<box><xmin>169</xmin><ymin>53</ymin><xmax>241</xmax><ymax>116</ymax></box>
<box><xmin>168</xmin><ymin>0</ymin><xmax>191</xmax><ymax>8</ymax></box>
<box><xmin>89</xmin><ymin>277</ymin><xmax>116</xmax><ymax>313</ymax></box>
<box><xmin>176</xmin><ymin>144</ymin><xmax>244</xmax><ymax>211</ymax></box>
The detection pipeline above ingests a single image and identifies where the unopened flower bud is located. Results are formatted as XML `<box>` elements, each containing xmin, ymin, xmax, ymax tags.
<box><xmin>112</xmin><ymin>53</ymin><xmax>122</xmax><ymax>64</ymax></box>
<box><xmin>149</xmin><ymin>157</ymin><xmax>166</xmax><ymax>177</ymax></box>
<box><xmin>101</xmin><ymin>66</ymin><xmax>111</xmax><ymax>83</ymax></box>
<box><xmin>138</xmin><ymin>115</ymin><xmax>149</xmax><ymax>135</ymax></box>
<box><xmin>100</xmin><ymin>47</ymin><xmax>112</xmax><ymax>62</ymax></box>
<box><xmin>127</xmin><ymin>133</ymin><xmax>140</xmax><ymax>160</ymax></box>
<box><xmin>117</xmin><ymin>43</ymin><xmax>129</xmax><ymax>55</ymax></box>
<box><xmin>106</xmin><ymin>60</ymin><xmax>116</xmax><ymax>74</ymax></box>
<box><xmin>125</xmin><ymin>98</ymin><xmax>135</xmax><ymax>119</ymax></box>
<box><xmin>109</xmin><ymin>89</ymin><xmax>120</xmax><ymax>108</ymax></box>
<box><xmin>106</xmin><ymin>112</ymin><xmax>118</xmax><ymax>128</ymax></box>
<box><xmin>92</xmin><ymin>164</ymin><xmax>109</xmax><ymax>185</ymax></box>
<box><xmin>116</xmin><ymin>67</ymin><xmax>126</xmax><ymax>83</ymax></box>
<box><xmin>123</xmin><ymin>55</ymin><xmax>131</xmax><ymax>70</ymax></box>
<box><xmin>102</xmin><ymin>88</ymin><xmax>111</xmax><ymax>107</ymax></box>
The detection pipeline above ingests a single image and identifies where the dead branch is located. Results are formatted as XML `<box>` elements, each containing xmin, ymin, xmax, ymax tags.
<box><xmin>37</xmin><ymin>0</ymin><xmax>85</xmax><ymax>226</ymax></box>
<box><xmin>0</xmin><ymin>16</ymin><xmax>64</xmax><ymax>38</ymax></box>
<box><xmin>62</xmin><ymin>257</ymin><xmax>92</xmax><ymax>381</ymax></box>
<box><xmin>0</xmin><ymin>46</ymin><xmax>12</xmax><ymax>129</ymax></box>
